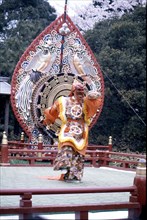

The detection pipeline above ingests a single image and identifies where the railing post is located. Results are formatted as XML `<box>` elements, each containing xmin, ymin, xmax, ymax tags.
<box><xmin>20</xmin><ymin>132</ymin><xmax>24</xmax><ymax>143</ymax></box>
<box><xmin>75</xmin><ymin>211</ymin><xmax>88</xmax><ymax>220</ymax></box>
<box><xmin>20</xmin><ymin>132</ymin><xmax>25</xmax><ymax>148</ymax></box>
<box><xmin>102</xmin><ymin>136</ymin><xmax>112</xmax><ymax>167</ymax></box>
<box><xmin>0</xmin><ymin>131</ymin><xmax>10</xmax><ymax>166</ymax></box>
<box><xmin>129</xmin><ymin>158</ymin><xmax>146</xmax><ymax>219</ymax></box>
<box><xmin>19</xmin><ymin>192</ymin><xmax>32</xmax><ymax>220</ymax></box>
<box><xmin>108</xmin><ymin>136</ymin><xmax>112</xmax><ymax>151</ymax></box>
<box><xmin>37</xmin><ymin>134</ymin><xmax>43</xmax><ymax>161</ymax></box>
<box><xmin>92</xmin><ymin>151</ymin><xmax>96</xmax><ymax>167</ymax></box>
<box><xmin>20</xmin><ymin>132</ymin><xmax>25</xmax><ymax>156</ymax></box>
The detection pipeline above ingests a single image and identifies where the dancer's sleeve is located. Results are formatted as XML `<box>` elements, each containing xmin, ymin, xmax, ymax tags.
<box><xmin>43</xmin><ymin>100</ymin><xmax>59</xmax><ymax>126</ymax></box>
<box><xmin>84</xmin><ymin>91</ymin><xmax>102</xmax><ymax>118</ymax></box>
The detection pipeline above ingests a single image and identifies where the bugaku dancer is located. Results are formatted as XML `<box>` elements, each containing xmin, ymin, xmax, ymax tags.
<box><xmin>43</xmin><ymin>80</ymin><xmax>102</xmax><ymax>182</ymax></box>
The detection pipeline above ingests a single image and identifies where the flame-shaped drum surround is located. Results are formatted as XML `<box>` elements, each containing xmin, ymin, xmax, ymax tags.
<box><xmin>11</xmin><ymin>14</ymin><xmax>104</xmax><ymax>143</ymax></box>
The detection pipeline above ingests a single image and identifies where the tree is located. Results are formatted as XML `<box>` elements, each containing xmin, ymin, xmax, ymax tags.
<box><xmin>0</xmin><ymin>0</ymin><xmax>57</xmax><ymax>78</ymax></box>
<box><xmin>86</xmin><ymin>6</ymin><xmax>146</xmax><ymax>152</ymax></box>
<box><xmin>72</xmin><ymin>0</ymin><xmax>146</xmax><ymax>32</ymax></box>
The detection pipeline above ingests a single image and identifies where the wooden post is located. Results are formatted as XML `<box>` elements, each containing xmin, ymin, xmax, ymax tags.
<box><xmin>19</xmin><ymin>192</ymin><xmax>32</xmax><ymax>220</ymax></box>
<box><xmin>92</xmin><ymin>151</ymin><xmax>96</xmax><ymax>167</ymax></box>
<box><xmin>37</xmin><ymin>134</ymin><xmax>43</xmax><ymax>161</ymax></box>
<box><xmin>75</xmin><ymin>211</ymin><xmax>88</xmax><ymax>220</ymax></box>
<box><xmin>20</xmin><ymin>132</ymin><xmax>26</xmax><ymax>157</ymax></box>
<box><xmin>20</xmin><ymin>132</ymin><xmax>24</xmax><ymax>143</ymax></box>
<box><xmin>0</xmin><ymin>131</ymin><xmax>10</xmax><ymax>165</ymax></box>
<box><xmin>102</xmin><ymin>136</ymin><xmax>112</xmax><ymax>166</ymax></box>
<box><xmin>129</xmin><ymin>158</ymin><xmax>146</xmax><ymax>219</ymax></box>
<box><xmin>4</xmin><ymin>96</ymin><xmax>10</xmax><ymax>136</ymax></box>
<box><xmin>108</xmin><ymin>136</ymin><xmax>112</xmax><ymax>151</ymax></box>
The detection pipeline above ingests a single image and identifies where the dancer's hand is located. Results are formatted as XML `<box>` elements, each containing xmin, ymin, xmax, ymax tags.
<box><xmin>87</xmin><ymin>91</ymin><xmax>101</xmax><ymax>99</ymax></box>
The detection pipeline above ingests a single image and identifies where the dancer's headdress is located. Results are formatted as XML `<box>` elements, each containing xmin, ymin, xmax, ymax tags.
<box><xmin>69</xmin><ymin>79</ymin><xmax>85</xmax><ymax>96</ymax></box>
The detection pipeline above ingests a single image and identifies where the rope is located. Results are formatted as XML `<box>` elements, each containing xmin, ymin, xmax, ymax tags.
<box><xmin>101</xmin><ymin>68</ymin><xmax>146</xmax><ymax>127</ymax></box>
<box><xmin>59</xmin><ymin>0</ymin><xmax>68</xmax><ymax>73</ymax></box>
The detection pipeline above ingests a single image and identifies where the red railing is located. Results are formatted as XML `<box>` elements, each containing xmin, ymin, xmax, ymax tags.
<box><xmin>0</xmin><ymin>140</ymin><xmax>145</xmax><ymax>170</ymax></box>
<box><xmin>0</xmin><ymin>185</ymin><xmax>143</xmax><ymax>220</ymax></box>
<box><xmin>0</xmin><ymin>133</ymin><xmax>146</xmax><ymax>220</ymax></box>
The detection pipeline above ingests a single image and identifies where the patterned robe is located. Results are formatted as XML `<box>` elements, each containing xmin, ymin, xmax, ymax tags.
<box><xmin>44</xmin><ymin>94</ymin><xmax>101</xmax><ymax>181</ymax></box>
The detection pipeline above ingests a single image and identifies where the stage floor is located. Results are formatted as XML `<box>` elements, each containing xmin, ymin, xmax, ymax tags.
<box><xmin>0</xmin><ymin>166</ymin><xmax>135</xmax><ymax>219</ymax></box>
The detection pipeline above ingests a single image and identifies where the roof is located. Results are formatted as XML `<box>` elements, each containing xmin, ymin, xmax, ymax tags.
<box><xmin>0</xmin><ymin>77</ymin><xmax>11</xmax><ymax>95</ymax></box>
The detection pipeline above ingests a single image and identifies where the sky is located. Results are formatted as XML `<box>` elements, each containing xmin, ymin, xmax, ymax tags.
<box><xmin>48</xmin><ymin>0</ymin><xmax>92</xmax><ymax>16</ymax></box>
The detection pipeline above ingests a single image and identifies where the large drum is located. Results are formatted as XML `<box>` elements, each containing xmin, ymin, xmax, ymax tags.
<box><xmin>11</xmin><ymin>14</ymin><xmax>104</xmax><ymax>143</ymax></box>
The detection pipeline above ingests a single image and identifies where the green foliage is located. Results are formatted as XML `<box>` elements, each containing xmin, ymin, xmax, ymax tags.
<box><xmin>86</xmin><ymin>6</ymin><xmax>146</xmax><ymax>152</ymax></box>
<box><xmin>10</xmin><ymin>159</ymin><xmax>29</xmax><ymax>164</ymax></box>
<box><xmin>0</xmin><ymin>0</ymin><xmax>56</xmax><ymax>77</ymax></box>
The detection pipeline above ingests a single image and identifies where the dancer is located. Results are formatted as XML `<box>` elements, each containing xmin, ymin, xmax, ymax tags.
<box><xmin>43</xmin><ymin>80</ymin><xmax>102</xmax><ymax>181</ymax></box>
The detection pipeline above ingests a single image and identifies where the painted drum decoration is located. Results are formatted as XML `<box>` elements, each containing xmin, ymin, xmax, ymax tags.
<box><xmin>11</xmin><ymin>14</ymin><xmax>104</xmax><ymax>143</ymax></box>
